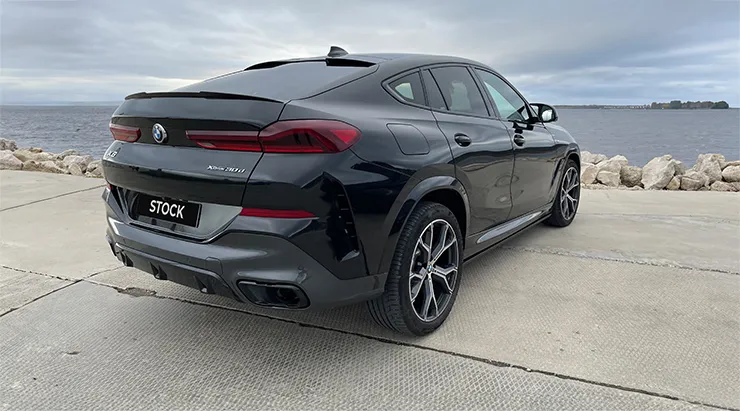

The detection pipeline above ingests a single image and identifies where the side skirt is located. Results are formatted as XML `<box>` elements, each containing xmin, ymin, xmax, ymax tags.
<box><xmin>462</xmin><ymin>207</ymin><xmax>551</xmax><ymax>263</ymax></box>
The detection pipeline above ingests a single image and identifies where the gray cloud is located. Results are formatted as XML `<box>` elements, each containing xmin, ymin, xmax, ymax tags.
<box><xmin>1</xmin><ymin>0</ymin><xmax>738</xmax><ymax>105</ymax></box>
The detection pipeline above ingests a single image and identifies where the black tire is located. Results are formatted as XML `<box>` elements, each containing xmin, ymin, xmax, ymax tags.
<box><xmin>367</xmin><ymin>201</ymin><xmax>464</xmax><ymax>336</ymax></box>
<box><xmin>545</xmin><ymin>159</ymin><xmax>580</xmax><ymax>227</ymax></box>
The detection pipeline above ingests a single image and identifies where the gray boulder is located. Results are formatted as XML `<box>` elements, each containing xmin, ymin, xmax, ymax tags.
<box><xmin>0</xmin><ymin>150</ymin><xmax>23</xmax><ymax>170</ymax></box>
<box><xmin>0</xmin><ymin>138</ymin><xmax>18</xmax><ymax>151</ymax></box>
<box><xmin>597</xmin><ymin>158</ymin><xmax>623</xmax><ymax>174</ymax></box>
<box><xmin>581</xmin><ymin>151</ymin><xmax>607</xmax><ymax>164</ymax></box>
<box><xmin>609</xmin><ymin>155</ymin><xmax>628</xmax><ymax>166</ymax></box>
<box><xmin>710</xmin><ymin>181</ymin><xmax>737</xmax><ymax>192</ymax></box>
<box><xmin>68</xmin><ymin>163</ymin><xmax>86</xmax><ymax>176</ymax></box>
<box><xmin>721</xmin><ymin>165</ymin><xmax>740</xmax><ymax>182</ymax></box>
<box><xmin>641</xmin><ymin>155</ymin><xmax>675</xmax><ymax>190</ymax></box>
<box><xmin>23</xmin><ymin>160</ymin><xmax>66</xmax><ymax>174</ymax></box>
<box><xmin>596</xmin><ymin>170</ymin><xmax>620</xmax><ymax>187</ymax></box>
<box><xmin>695</xmin><ymin>154</ymin><xmax>724</xmax><ymax>184</ymax></box>
<box><xmin>620</xmin><ymin>166</ymin><xmax>642</xmax><ymax>187</ymax></box>
<box><xmin>723</xmin><ymin>160</ymin><xmax>740</xmax><ymax>169</ymax></box>
<box><xmin>730</xmin><ymin>182</ymin><xmax>740</xmax><ymax>192</ymax></box>
<box><xmin>87</xmin><ymin>160</ymin><xmax>101</xmax><ymax>173</ymax></box>
<box><xmin>670</xmin><ymin>160</ymin><xmax>686</xmax><ymax>175</ymax></box>
<box><xmin>580</xmin><ymin>163</ymin><xmax>598</xmax><ymax>184</ymax></box>
<box><xmin>62</xmin><ymin>154</ymin><xmax>94</xmax><ymax>172</ymax></box>
<box><xmin>13</xmin><ymin>149</ymin><xmax>55</xmax><ymax>163</ymax></box>
<box><xmin>680</xmin><ymin>170</ymin><xmax>709</xmax><ymax>191</ymax></box>
<box><xmin>665</xmin><ymin>176</ymin><xmax>681</xmax><ymax>190</ymax></box>
<box><xmin>56</xmin><ymin>149</ymin><xmax>81</xmax><ymax>160</ymax></box>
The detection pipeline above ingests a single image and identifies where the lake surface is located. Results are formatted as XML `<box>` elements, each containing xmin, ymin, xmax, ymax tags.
<box><xmin>1</xmin><ymin>105</ymin><xmax>738</xmax><ymax>167</ymax></box>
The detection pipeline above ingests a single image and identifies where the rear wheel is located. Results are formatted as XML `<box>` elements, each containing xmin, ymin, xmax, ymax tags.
<box><xmin>545</xmin><ymin>159</ymin><xmax>580</xmax><ymax>227</ymax></box>
<box><xmin>367</xmin><ymin>202</ymin><xmax>463</xmax><ymax>336</ymax></box>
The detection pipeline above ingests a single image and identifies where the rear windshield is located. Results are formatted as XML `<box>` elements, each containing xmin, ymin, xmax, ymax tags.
<box><xmin>175</xmin><ymin>61</ymin><xmax>374</xmax><ymax>101</ymax></box>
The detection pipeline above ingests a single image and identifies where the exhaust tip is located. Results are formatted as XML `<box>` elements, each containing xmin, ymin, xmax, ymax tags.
<box><xmin>237</xmin><ymin>281</ymin><xmax>309</xmax><ymax>309</ymax></box>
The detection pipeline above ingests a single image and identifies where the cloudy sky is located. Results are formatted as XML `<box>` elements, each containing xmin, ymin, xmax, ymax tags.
<box><xmin>1</xmin><ymin>0</ymin><xmax>739</xmax><ymax>105</ymax></box>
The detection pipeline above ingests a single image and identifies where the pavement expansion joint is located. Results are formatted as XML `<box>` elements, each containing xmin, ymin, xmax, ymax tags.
<box><xmin>501</xmin><ymin>246</ymin><xmax>740</xmax><ymax>276</ymax></box>
<box><xmin>74</xmin><ymin>278</ymin><xmax>738</xmax><ymax>411</ymax></box>
<box><xmin>0</xmin><ymin>184</ymin><xmax>105</xmax><ymax>212</ymax></box>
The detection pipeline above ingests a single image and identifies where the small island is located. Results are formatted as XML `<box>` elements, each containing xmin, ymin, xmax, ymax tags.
<box><xmin>649</xmin><ymin>100</ymin><xmax>729</xmax><ymax>109</ymax></box>
<box><xmin>556</xmin><ymin>100</ymin><xmax>731</xmax><ymax>110</ymax></box>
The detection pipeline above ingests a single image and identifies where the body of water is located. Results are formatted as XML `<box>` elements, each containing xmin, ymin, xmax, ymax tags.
<box><xmin>1</xmin><ymin>105</ymin><xmax>738</xmax><ymax>167</ymax></box>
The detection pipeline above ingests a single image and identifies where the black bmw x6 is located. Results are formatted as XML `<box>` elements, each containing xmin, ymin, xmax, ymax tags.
<box><xmin>102</xmin><ymin>47</ymin><xmax>581</xmax><ymax>336</ymax></box>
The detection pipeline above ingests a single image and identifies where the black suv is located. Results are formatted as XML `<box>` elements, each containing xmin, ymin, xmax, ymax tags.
<box><xmin>102</xmin><ymin>47</ymin><xmax>581</xmax><ymax>336</ymax></box>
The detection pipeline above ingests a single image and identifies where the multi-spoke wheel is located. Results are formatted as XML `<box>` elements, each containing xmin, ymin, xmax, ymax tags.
<box><xmin>546</xmin><ymin>159</ymin><xmax>581</xmax><ymax>227</ymax></box>
<box><xmin>367</xmin><ymin>202</ymin><xmax>463</xmax><ymax>336</ymax></box>
<box><xmin>408</xmin><ymin>219</ymin><xmax>459</xmax><ymax>322</ymax></box>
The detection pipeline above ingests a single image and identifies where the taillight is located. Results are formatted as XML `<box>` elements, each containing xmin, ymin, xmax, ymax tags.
<box><xmin>109</xmin><ymin>123</ymin><xmax>141</xmax><ymax>142</ymax></box>
<box><xmin>185</xmin><ymin>131</ymin><xmax>260</xmax><ymax>152</ymax></box>
<box><xmin>186</xmin><ymin>120</ymin><xmax>360</xmax><ymax>153</ymax></box>
<box><xmin>239</xmin><ymin>208</ymin><xmax>316</xmax><ymax>219</ymax></box>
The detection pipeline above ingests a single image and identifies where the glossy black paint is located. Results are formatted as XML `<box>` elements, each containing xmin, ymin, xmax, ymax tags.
<box><xmin>102</xmin><ymin>52</ymin><xmax>579</xmax><ymax>307</ymax></box>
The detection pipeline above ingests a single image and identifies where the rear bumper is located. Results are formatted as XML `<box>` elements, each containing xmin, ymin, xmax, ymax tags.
<box><xmin>103</xmin><ymin>189</ymin><xmax>386</xmax><ymax>310</ymax></box>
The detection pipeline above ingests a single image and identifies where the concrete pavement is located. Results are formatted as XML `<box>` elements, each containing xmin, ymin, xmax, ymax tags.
<box><xmin>1</xmin><ymin>170</ymin><xmax>738</xmax><ymax>410</ymax></box>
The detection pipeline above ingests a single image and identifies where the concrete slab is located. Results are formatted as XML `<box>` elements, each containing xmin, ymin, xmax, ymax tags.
<box><xmin>0</xmin><ymin>188</ymin><xmax>118</xmax><ymax>280</ymax></box>
<box><xmin>0</xmin><ymin>282</ymin><xmax>710</xmax><ymax>410</ymax></box>
<box><xmin>92</xmin><ymin>248</ymin><xmax>740</xmax><ymax>409</ymax></box>
<box><xmin>0</xmin><ymin>267</ymin><xmax>70</xmax><ymax>316</ymax></box>
<box><xmin>505</xmin><ymin>212</ymin><xmax>740</xmax><ymax>274</ymax></box>
<box><xmin>0</xmin><ymin>170</ymin><xmax>104</xmax><ymax>211</ymax></box>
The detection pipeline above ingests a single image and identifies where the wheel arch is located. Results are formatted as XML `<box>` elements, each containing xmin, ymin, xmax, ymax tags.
<box><xmin>374</xmin><ymin>176</ymin><xmax>469</xmax><ymax>276</ymax></box>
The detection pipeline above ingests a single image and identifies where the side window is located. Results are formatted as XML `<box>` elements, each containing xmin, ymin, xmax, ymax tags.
<box><xmin>421</xmin><ymin>70</ymin><xmax>447</xmax><ymax>111</ymax></box>
<box><xmin>388</xmin><ymin>72</ymin><xmax>425</xmax><ymax>105</ymax></box>
<box><xmin>429</xmin><ymin>66</ymin><xmax>489</xmax><ymax>116</ymax></box>
<box><xmin>474</xmin><ymin>69</ymin><xmax>531</xmax><ymax>122</ymax></box>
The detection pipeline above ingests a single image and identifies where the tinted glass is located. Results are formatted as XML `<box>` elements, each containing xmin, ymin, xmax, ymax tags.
<box><xmin>429</xmin><ymin>67</ymin><xmax>488</xmax><ymax>116</ymax></box>
<box><xmin>421</xmin><ymin>70</ymin><xmax>447</xmax><ymax>111</ymax></box>
<box><xmin>176</xmin><ymin>61</ymin><xmax>373</xmax><ymax>101</ymax></box>
<box><xmin>389</xmin><ymin>72</ymin><xmax>425</xmax><ymax>105</ymax></box>
<box><xmin>474</xmin><ymin>69</ymin><xmax>531</xmax><ymax>122</ymax></box>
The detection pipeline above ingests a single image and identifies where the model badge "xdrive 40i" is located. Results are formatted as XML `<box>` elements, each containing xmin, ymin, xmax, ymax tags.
<box><xmin>102</xmin><ymin>46</ymin><xmax>581</xmax><ymax>336</ymax></box>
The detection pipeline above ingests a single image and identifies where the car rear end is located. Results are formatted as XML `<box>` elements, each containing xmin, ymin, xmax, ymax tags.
<box><xmin>102</xmin><ymin>57</ymin><xmax>386</xmax><ymax>310</ymax></box>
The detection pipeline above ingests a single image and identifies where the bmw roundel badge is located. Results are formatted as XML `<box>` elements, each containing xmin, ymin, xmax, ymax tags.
<box><xmin>152</xmin><ymin>123</ymin><xmax>168</xmax><ymax>143</ymax></box>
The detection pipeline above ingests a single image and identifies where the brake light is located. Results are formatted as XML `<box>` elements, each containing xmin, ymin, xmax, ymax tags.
<box><xmin>186</xmin><ymin>120</ymin><xmax>360</xmax><ymax>153</ymax></box>
<box><xmin>109</xmin><ymin>123</ymin><xmax>141</xmax><ymax>142</ymax></box>
<box><xmin>239</xmin><ymin>208</ymin><xmax>316</xmax><ymax>219</ymax></box>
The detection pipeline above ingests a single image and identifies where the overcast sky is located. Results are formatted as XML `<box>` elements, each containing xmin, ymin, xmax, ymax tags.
<box><xmin>1</xmin><ymin>0</ymin><xmax>738</xmax><ymax>105</ymax></box>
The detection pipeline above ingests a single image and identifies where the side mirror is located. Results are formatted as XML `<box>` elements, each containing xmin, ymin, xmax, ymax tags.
<box><xmin>531</xmin><ymin>103</ymin><xmax>558</xmax><ymax>123</ymax></box>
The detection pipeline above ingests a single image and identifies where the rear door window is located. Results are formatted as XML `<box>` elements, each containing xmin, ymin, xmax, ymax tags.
<box><xmin>176</xmin><ymin>61</ymin><xmax>374</xmax><ymax>101</ymax></box>
<box><xmin>429</xmin><ymin>66</ymin><xmax>489</xmax><ymax>116</ymax></box>
<box><xmin>388</xmin><ymin>72</ymin><xmax>426</xmax><ymax>105</ymax></box>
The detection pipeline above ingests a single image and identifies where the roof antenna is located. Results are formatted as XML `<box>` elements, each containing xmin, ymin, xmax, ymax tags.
<box><xmin>327</xmin><ymin>46</ymin><xmax>348</xmax><ymax>57</ymax></box>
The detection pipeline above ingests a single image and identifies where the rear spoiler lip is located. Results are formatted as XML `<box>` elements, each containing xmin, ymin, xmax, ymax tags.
<box><xmin>124</xmin><ymin>91</ymin><xmax>283</xmax><ymax>103</ymax></box>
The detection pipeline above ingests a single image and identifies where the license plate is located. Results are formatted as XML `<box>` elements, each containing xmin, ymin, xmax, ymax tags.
<box><xmin>136</xmin><ymin>194</ymin><xmax>201</xmax><ymax>227</ymax></box>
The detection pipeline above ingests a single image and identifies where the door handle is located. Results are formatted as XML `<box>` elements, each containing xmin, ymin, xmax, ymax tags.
<box><xmin>454</xmin><ymin>133</ymin><xmax>472</xmax><ymax>147</ymax></box>
<box><xmin>513</xmin><ymin>134</ymin><xmax>525</xmax><ymax>146</ymax></box>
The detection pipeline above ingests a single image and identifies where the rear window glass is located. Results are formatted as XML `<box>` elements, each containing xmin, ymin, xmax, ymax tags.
<box><xmin>175</xmin><ymin>61</ymin><xmax>373</xmax><ymax>101</ymax></box>
<box><xmin>388</xmin><ymin>72</ymin><xmax>425</xmax><ymax>105</ymax></box>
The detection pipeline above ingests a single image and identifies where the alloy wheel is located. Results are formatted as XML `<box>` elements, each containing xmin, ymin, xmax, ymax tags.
<box><xmin>560</xmin><ymin>166</ymin><xmax>580</xmax><ymax>221</ymax></box>
<box><xmin>408</xmin><ymin>219</ymin><xmax>459</xmax><ymax>322</ymax></box>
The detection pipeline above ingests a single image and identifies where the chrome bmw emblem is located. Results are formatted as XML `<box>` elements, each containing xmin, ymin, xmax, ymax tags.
<box><xmin>152</xmin><ymin>123</ymin><xmax>167</xmax><ymax>143</ymax></box>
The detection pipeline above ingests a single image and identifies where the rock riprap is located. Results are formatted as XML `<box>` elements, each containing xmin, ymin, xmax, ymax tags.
<box><xmin>579</xmin><ymin>151</ymin><xmax>739</xmax><ymax>192</ymax></box>
<box><xmin>0</xmin><ymin>139</ymin><xmax>103</xmax><ymax>178</ymax></box>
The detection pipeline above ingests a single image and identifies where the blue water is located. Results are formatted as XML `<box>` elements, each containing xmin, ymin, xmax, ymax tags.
<box><xmin>1</xmin><ymin>105</ymin><xmax>738</xmax><ymax>167</ymax></box>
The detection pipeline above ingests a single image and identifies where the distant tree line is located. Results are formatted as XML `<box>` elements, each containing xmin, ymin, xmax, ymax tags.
<box><xmin>649</xmin><ymin>100</ymin><xmax>729</xmax><ymax>109</ymax></box>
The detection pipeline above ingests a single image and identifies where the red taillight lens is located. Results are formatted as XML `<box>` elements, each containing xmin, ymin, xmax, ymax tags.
<box><xmin>186</xmin><ymin>120</ymin><xmax>360</xmax><ymax>153</ymax></box>
<box><xmin>185</xmin><ymin>131</ymin><xmax>260</xmax><ymax>152</ymax></box>
<box><xmin>109</xmin><ymin>123</ymin><xmax>141</xmax><ymax>142</ymax></box>
<box><xmin>258</xmin><ymin>120</ymin><xmax>361</xmax><ymax>153</ymax></box>
<box><xmin>239</xmin><ymin>208</ymin><xmax>316</xmax><ymax>219</ymax></box>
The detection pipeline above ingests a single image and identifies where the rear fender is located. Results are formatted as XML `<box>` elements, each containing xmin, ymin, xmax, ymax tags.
<box><xmin>375</xmin><ymin>176</ymin><xmax>469</xmax><ymax>276</ymax></box>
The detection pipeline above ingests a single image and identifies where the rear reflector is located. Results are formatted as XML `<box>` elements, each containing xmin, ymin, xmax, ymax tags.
<box><xmin>240</xmin><ymin>208</ymin><xmax>316</xmax><ymax>219</ymax></box>
<box><xmin>187</xmin><ymin>120</ymin><xmax>360</xmax><ymax>153</ymax></box>
<box><xmin>109</xmin><ymin>123</ymin><xmax>141</xmax><ymax>142</ymax></box>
